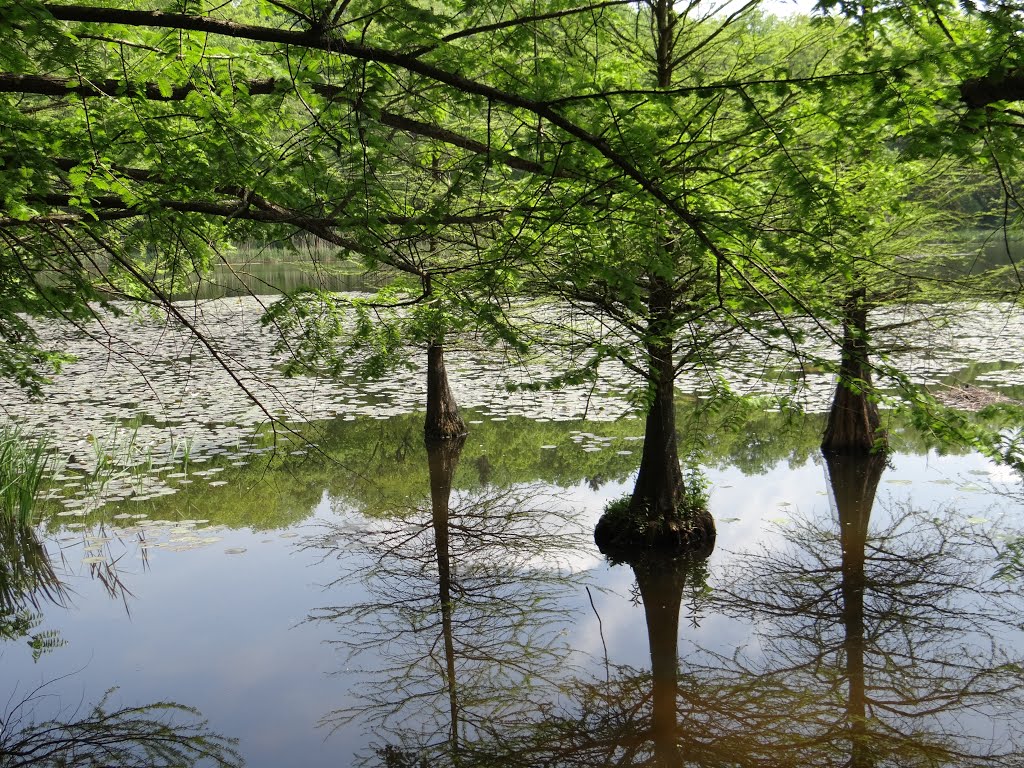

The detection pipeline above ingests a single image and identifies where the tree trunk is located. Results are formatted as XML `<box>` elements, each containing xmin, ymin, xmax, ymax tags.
<box><xmin>595</xmin><ymin>276</ymin><xmax>715</xmax><ymax>560</ymax></box>
<box><xmin>653</xmin><ymin>0</ymin><xmax>675</xmax><ymax>90</ymax></box>
<box><xmin>822</xmin><ymin>289</ymin><xmax>887</xmax><ymax>454</ymax></box>
<box><xmin>424</xmin><ymin>341</ymin><xmax>467</xmax><ymax>441</ymax></box>
<box><xmin>630</xmin><ymin>341</ymin><xmax>684</xmax><ymax>521</ymax></box>
<box><xmin>630</xmin><ymin>275</ymin><xmax>683</xmax><ymax>520</ymax></box>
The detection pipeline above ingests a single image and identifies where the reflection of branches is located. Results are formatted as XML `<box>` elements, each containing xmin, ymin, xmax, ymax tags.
<box><xmin>306</xmin><ymin>475</ymin><xmax>590</xmax><ymax>764</ymax></box>
<box><xmin>391</xmin><ymin>460</ymin><xmax>1024</xmax><ymax>767</ymax></box>
<box><xmin>0</xmin><ymin>515</ymin><xmax>68</xmax><ymax>658</ymax></box>
<box><xmin>0</xmin><ymin>521</ymin><xmax>66</xmax><ymax>613</ymax></box>
<box><xmin>0</xmin><ymin>680</ymin><xmax>242</xmax><ymax>768</ymax></box>
<box><xmin>387</xmin><ymin>554</ymin><xmax>718</xmax><ymax>768</ymax></box>
<box><xmin>439</xmin><ymin>662</ymin><xmax>796</xmax><ymax>768</ymax></box>
<box><xmin>705</xmin><ymin>459</ymin><xmax>1024</xmax><ymax>766</ymax></box>
<box><xmin>716</xmin><ymin>513</ymin><xmax>1019</xmax><ymax>697</ymax></box>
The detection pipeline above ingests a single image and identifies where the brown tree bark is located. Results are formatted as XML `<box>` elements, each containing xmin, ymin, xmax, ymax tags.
<box><xmin>424</xmin><ymin>341</ymin><xmax>467</xmax><ymax>441</ymax></box>
<box><xmin>821</xmin><ymin>289</ymin><xmax>887</xmax><ymax>455</ymax></box>
<box><xmin>626</xmin><ymin>3</ymin><xmax>706</xmax><ymax>528</ymax></box>
<box><xmin>961</xmin><ymin>68</ymin><xmax>1024</xmax><ymax>109</ymax></box>
<box><xmin>630</xmin><ymin>275</ymin><xmax>683</xmax><ymax>519</ymax></box>
<box><xmin>595</xmin><ymin>276</ymin><xmax>715</xmax><ymax>560</ymax></box>
<box><xmin>630</xmin><ymin>340</ymin><xmax>684</xmax><ymax>520</ymax></box>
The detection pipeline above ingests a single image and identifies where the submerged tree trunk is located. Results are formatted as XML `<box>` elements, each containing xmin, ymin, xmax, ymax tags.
<box><xmin>595</xmin><ymin>276</ymin><xmax>715</xmax><ymax>560</ymax></box>
<box><xmin>822</xmin><ymin>288</ymin><xmax>887</xmax><ymax>455</ymax></box>
<box><xmin>424</xmin><ymin>341</ymin><xmax>467</xmax><ymax>441</ymax></box>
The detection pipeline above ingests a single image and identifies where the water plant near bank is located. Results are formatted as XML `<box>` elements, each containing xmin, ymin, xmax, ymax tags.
<box><xmin>0</xmin><ymin>426</ymin><xmax>50</xmax><ymax>526</ymax></box>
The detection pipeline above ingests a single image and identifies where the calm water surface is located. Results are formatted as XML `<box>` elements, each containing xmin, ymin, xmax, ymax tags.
<box><xmin>3</xmin><ymin>296</ymin><xmax>1024</xmax><ymax>766</ymax></box>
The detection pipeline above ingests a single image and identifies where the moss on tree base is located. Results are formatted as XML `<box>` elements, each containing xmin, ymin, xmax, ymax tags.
<box><xmin>821</xmin><ymin>385</ymin><xmax>888</xmax><ymax>455</ymax></box>
<box><xmin>423</xmin><ymin>419</ymin><xmax>468</xmax><ymax>441</ymax></box>
<box><xmin>594</xmin><ymin>497</ymin><xmax>716</xmax><ymax>564</ymax></box>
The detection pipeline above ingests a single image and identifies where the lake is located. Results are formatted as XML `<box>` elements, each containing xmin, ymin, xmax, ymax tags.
<box><xmin>2</xmin><ymin>295</ymin><xmax>1024</xmax><ymax>767</ymax></box>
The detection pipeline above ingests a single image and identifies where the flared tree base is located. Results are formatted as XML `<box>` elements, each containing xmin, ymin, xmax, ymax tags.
<box><xmin>424</xmin><ymin>341</ymin><xmax>467</xmax><ymax>441</ymax></box>
<box><xmin>424</xmin><ymin>416</ymin><xmax>468</xmax><ymax>442</ymax></box>
<box><xmin>595</xmin><ymin>500</ymin><xmax>716</xmax><ymax>565</ymax></box>
<box><xmin>821</xmin><ymin>386</ymin><xmax>888</xmax><ymax>456</ymax></box>
<box><xmin>822</xmin><ymin>288</ymin><xmax>887</xmax><ymax>456</ymax></box>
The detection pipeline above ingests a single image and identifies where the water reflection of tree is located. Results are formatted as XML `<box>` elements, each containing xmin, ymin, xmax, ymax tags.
<box><xmin>401</xmin><ymin>453</ymin><xmax>1024</xmax><ymax>767</ymax></box>
<box><xmin>0</xmin><ymin>682</ymin><xmax>242</xmax><ymax>768</ymax></box>
<box><xmin>0</xmin><ymin>513</ymin><xmax>67</xmax><ymax>658</ymax></box>
<box><xmin>699</xmin><ymin>451</ymin><xmax>1024</xmax><ymax>766</ymax></box>
<box><xmin>306</xmin><ymin>436</ymin><xmax>591</xmax><ymax>765</ymax></box>
<box><xmin>388</xmin><ymin>552</ymin><xmax>718</xmax><ymax>768</ymax></box>
<box><xmin>619</xmin><ymin>553</ymin><xmax>712</xmax><ymax>768</ymax></box>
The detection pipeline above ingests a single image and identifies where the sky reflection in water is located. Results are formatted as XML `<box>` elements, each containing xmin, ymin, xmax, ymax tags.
<box><xmin>2</xmin><ymin>299</ymin><xmax>1024</xmax><ymax>766</ymax></box>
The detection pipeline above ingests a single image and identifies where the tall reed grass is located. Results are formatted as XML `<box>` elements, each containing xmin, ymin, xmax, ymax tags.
<box><xmin>0</xmin><ymin>425</ymin><xmax>50</xmax><ymax>525</ymax></box>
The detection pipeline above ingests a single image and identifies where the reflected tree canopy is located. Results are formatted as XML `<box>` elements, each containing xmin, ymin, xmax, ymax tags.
<box><xmin>305</xmin><ymin>436</ymin><xmax>592</xmax><ymax>765</ymax></box>
<box><xmin>368</xmin><ymin>552</ymin><xmax>715</xmax><ymax>768</ymax></box>
<box><xmin>327</xmin><ymin>451</ymin><xmax>1024</xmax><ymax>767</ymax></box>
<box><xmin>701</xmin><ymin>452</ymin><xmax>1024</xmax><ymax>766</ymax></box>
<box><xmin>31</xmin><ymin>396</ymin><xmax>993</xmax><ymax>536</ymax></box>
<box><xmin>0</xmin><ymin>683</ymin><xmax>242</xmax><ymax>768</ymax></box>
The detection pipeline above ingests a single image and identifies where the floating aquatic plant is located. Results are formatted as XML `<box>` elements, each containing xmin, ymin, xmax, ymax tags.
<box><xmin>2</xmin><ymin>297</ymin><xmax>1022</xmax><ymax>517</ymax></box>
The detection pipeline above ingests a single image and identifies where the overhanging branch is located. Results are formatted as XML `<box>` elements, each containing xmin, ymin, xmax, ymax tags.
<box><xmin>960</xmin><ymin>69</ymin><xmax>1024</xmax><ymax>109</ymax></box>
<box><xmin>31</xmin><ymin>1</ymin><xmax>821</xmax><ymax>317</ymax></box>
<box><xmin>36</xmin><ymin>4</ymin><xmax>699</xmax><ymax>229</ymax></box>
<box><xmin>0</xmin><ymin>72</ymin><xmax>575</xmax><ymax>179</ymax></box>
<box><xmin>11</xmin><ymin>190</ymin><xmax>501</xmax><ymax>227</ymax></box>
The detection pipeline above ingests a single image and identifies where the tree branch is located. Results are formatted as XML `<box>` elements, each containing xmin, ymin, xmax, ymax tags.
<box><xmin>410</xmin><ymin>0</ymin><xmax>633</xmax><ymax>56</ymax></box>
<box><xmin>36</xmin><ymin>4</ymin><xmax>696</xmax><ymax>228</ymax></box>
<box><xmin>0</xmin><ymin>72</ymin><xmax>575</xmax><ymax>179</ymax></box>
<box><xmin>8</xmin><ymin>192</ymin><xmax>503</xmax><ymax>232</ymax></box>
<box><xmin>960</xmin><ymin>69</ymin><xmax>1024</xmax><ymax>109</ymax></box>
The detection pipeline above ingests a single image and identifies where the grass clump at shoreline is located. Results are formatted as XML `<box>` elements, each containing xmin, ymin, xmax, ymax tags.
<box><xmin>0</xmin><ymin>426</ymin><xmax>50</xmax><ymax>525</ymax></box>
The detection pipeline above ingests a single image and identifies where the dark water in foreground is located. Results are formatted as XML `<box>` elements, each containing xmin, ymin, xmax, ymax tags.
<box><xmin>4</xmin><ymin>405</ymin><xmax>1024</xmax><ymax>767</ymax></box>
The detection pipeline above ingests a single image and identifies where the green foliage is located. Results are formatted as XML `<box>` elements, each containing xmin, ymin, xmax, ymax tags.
<box><xmin>984</xmin><ymin>421</ymin><xmax>1024</xmax><ymax>476</ymax></box>
<box><xmin>995</xmin><ymin>535</ymin><xmax>1024</xmax><ymax>582</ymax></box>
<box><xmin>0</xmin><ymin>426</ymin><xmax>50</xmax><ymax>526</ymax></box>
<box><xmin>0</xmin><ymin>0</ymin><xmax>1019</xmax><ymax>478</ymax></box>
<box><xmin>681</xmin><ymin>459</ymin><xmax>710</xmax><ymax>511</ymax></box>
<box><xmin>896</xmin><ymin>383</ymin><xmax>1024</xmax><ymax>467</ymax></box>
<box><xmin>602</xmin><ymin>493</ymin><xmax>631</xmax><ymax>521</ymax></box>
<box><xmin>262</xmin><ymin>289</ymin><xmax>359</xmax><ymax>377</ymax></box>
